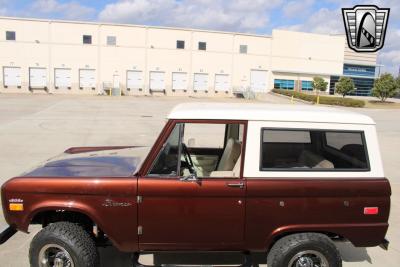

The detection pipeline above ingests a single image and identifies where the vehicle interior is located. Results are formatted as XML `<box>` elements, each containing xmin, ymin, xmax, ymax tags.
<box><xmin>261</xmin><ymin>129</ymin><xmax>368</xmax><ymax>170</ymax></box>
<box><xmin>148</xmin><ymin>123</ymin><xmax>244</xmax><ymax>178</ymax></box>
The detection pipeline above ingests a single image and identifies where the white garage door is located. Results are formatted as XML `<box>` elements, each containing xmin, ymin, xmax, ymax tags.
<box><xmin>193</xmin><ymin>73</ymin><xmax>208</xmax><ymax>91</ymax></box>
<box><xmin>79</xmin><ymin>69</ymin><xmax>96</xmax><ymax>89</ymax></box>
<box><xmin>215</xmin><ymin>74</ymin><xmax>230</xmax><ymax>92</ymax></box>
<box><xmin>54</xmin><ymin>68</ymin><xmax>71</xmax><ymax>89</ymax></box>
<box><xmin>250</xmin><ymin>70</ymin><xmax>268</xmax><ymax>92</ymax></box>
<box><xmin>127</xmin><ymin>70</ymin><xmax>143</xmax><ymax>90</ymax></box>
<box><xmin>3</xmin><ymin>67</ymin><xmax>21</xmax><ymax>87</ymax></box>
<box><xmin>29</xmin><ymin>68</ymin><xmax>47</xmax><ymax>88</ymax></box>
<box><xmin>149</xmin><ymin>71</ymin><xmax>165</xmax><ymax>91</ymax></box>
<box><xmin>172</xmin><ymin>72</ymin><xmax>187</xmax><ymax>90</ymax></box>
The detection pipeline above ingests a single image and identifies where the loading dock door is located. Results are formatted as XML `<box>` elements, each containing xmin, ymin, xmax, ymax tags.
<box><xmin>250</xmin><ymin>70</ymin><xmax>268</xmax><ymax>92</ymax></box>
<box><xmin>3</xmin><ymin>67</ymin><xmax>21</xmax><ymax>87</ymax></box>
<box><xmin>54</xmin><ymin>68</ymin><xmax>71</xmax><ymax>89</ymax></box>
<box><xmin>215</xmin><ymin>74</ymin><xmax>230</xmax><ymax>92</ymax></box>
<box><xmin>29</xmin><ymin>68</ymin><xmax>47</xmax><ymax>88</ymax></box>
<box><xmin>193</xmin><ymin>73</ymin><xmax>208</xmax><ymax>91</ymax></box>
<box><xmin>79</xmin><ymin>69</ymin><xmax>96</xmax><ymax>89</ymax></box>
<box><xmin>127</xmin><ymin>70</ymin><xmax>143</xmax><ymax>90</ymax></box>
<box><xmin>172</xmin><ymin>72</ymin><xmax>187</xmax><ymax>90</ymax></box>
<box><xmin>149</xmin><ymin>71</ymin><xmax>165</xmax><ymax>92</ymax></box>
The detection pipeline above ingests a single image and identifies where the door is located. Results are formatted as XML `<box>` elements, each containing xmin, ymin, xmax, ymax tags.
<box><xmin>127</xmin><ymin>70</ymin><xmax>143</xmax><ymax>90</ymax></box>
<box><xmin>79</xmin><ymin>69</ymin><xmax>96</xmax><ymax>89</ymax></box>
<box><xmin>54</xmin><ymin>68</ymin><xmax>71</xmax><ymax>89</ymax></box>
<box><xmin>138</xmin><ymin>121</ymin><xmax>246</xmax><ymax>250</ymax></box>
<box><xmin>215</xmin><ymin>74</ymin><xmax>230</xmax><ymax>92</ymax></box>
<box><xmin>149</xmin><ymin>71</ymin><xmax>165</xmax><ymax>91</ymax></box>
<box><xmin>250</xmin><ymin>70</ymin><xmax>268</xmax><ymax>92</ymax></box>
<box><xmin>193</xmin><ymin>73</ymin><xmax>208</xmax><ymax>91</ymax></box>
<box><xmin>172</xmin><ymin>72</ymin><xmax>187</xmax><ymax>90</ymax></box>
<box><xmin>3</xmin><ymin>67</ymin><xmax>21</xmax><ymax>87</ymax></box>
<box><xmin>29</xmin><ymin>67</ymin><xmax>47</xmax><ymax>88</ymax></box>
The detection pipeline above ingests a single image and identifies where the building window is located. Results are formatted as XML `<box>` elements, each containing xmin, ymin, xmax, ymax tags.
<box><xmin>343</xmin><ymin>64</ymin><xmax>375</xmax><ymax>78</ymax></box>
<box><xmin>107</xmin><ymin>36</ymin><xmax>116</xmax><ymax>46</ymax></box>
<box><xmin>239</xmin><ymin>45</ymin><xmax>247</xmax><ymax>54</ymax></box>
<box><xmin>260</xmin><ymin>129</ymin><xmax>369</xmax><ymax>171</ymax></box>
<box><xmin>83</xmin><ymin>35</ymin><xmax>92</xmax><ymax>44</ymax></box>
<box><xmin>301</xmin><ymin>81</ymin><xmax>313</xmax><ymax>91</ymax></box>
<box><xmin>329</xmin><ymin>76</ymin><xmax>375</xmax><ymax>96</ymax></box>
<box><xmin>176</xmin><ymin>40</ymin><xmax>185</xmax><ymax>49</ymax></box>
<box><xmin>274</xmin><ymin>79</ymin><xmax>294</xmax><ymax>90</ymax></box>
<box><xmin>6</xmin><ymin>31</ymin><xmax>16</xmax><ymax>41</ymax></box>
<box><xmin>198</xmin><ymin>42</ymin><xmax>206</xmax><ymax>50</ymax></box>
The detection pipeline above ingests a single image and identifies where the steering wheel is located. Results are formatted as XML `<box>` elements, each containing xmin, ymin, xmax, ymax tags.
<box><xmin>181</xmin><ymin>143</ymin><xmax>196</xmax><ymax>174</ymax></box>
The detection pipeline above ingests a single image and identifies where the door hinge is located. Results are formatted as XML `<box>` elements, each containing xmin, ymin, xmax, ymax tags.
<box><xmin>137</xmin><ymin>195</ymin><xmax>143</xmax><ymax>204</ymax></box>
<box><xmin>138</xmin><ymin>226</ymin><xmax>143</xmax><ymax>235</ymax></box>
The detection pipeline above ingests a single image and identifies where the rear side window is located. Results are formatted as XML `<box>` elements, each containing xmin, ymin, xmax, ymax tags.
<box><xmin>260</xmin><ymin>129</ymin><xmax>369</xmax><ymax>171</ymax></box>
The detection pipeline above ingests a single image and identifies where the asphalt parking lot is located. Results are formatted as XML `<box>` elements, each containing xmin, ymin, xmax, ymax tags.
<box><xmin>0</xmin><ymin>93</ymin><xmax>399</xmax><ymax>267</ymax></box>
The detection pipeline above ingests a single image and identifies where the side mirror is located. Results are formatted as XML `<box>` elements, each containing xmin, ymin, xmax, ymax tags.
<box><xmin>180</xmin><ymin>170</ymin><xmax>198</xmax><ymax>182</ymax></box>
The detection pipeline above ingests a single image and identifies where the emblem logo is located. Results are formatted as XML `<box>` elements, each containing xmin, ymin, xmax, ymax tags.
<box><xmin>342</xmin><ymin>5</ymin><xmax>390</xmax><ymax>52</ymax></box>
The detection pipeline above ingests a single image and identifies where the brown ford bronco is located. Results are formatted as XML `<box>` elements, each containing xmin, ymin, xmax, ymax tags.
<box><xmin>0</xmin><ymin>103</ymin><xmax>391</xmax><ymax>267</ymax></box>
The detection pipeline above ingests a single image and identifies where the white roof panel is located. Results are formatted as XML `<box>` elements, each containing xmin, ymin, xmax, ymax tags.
<box><xmin>168</xmin><ymin>103</ymin><xmax>375</xmax><ymax>125</ymax></box>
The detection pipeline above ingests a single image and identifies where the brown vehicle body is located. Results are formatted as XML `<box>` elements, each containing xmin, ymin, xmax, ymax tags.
<box><xmin>1</xmin><ymin>118</ymin><xmax>391</xmax><ymax>253</ymax></box>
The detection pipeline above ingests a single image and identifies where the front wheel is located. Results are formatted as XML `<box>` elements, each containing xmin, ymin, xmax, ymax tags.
<box><xmin>267</xmin><ymin>233</ymin><xmax>342</xmax><ymax>267</ymax></box>
<box><xmin>29</xmin><ymin>221</ymin><xmax>98</xmax><ymax>267</ymax></box>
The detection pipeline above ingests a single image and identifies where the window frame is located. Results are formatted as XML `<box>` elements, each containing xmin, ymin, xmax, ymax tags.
<box><xmin>259</xmin><ymin>127</ymin><xmax>370</xmax><ymax>172</ymax></box>
<box><xmin>6</xmin><ymin>31</ymin><xmax>16</xmax><ymax>41</ymax></box>
<box><xmin>82</xmin><ymin>35</ymin><xmax>92</xmax><ymax>44</ymax></box>
<box><xmin>176</xmin><ymin>40</ymin><xmax>185</xmax><ymax>49</ymax></box>
<box><xmin>107</xmin><ymin>35</ymin><xmax>116</xmax><ymax>46</ymax></box>
<box><xmin>142</xmin><ymin>119</ymin><xmax>247</xmax><ymax>179</ymax></box>
<box><xmin>239</xmin><ymin>45</ymin><xmax>247</xmax><ymax>54</ymax></box>
<box><xmin>198</xmin><ymin>42</ymin><xmax>207</xmax><ymax>51</ymax></box>
<box><xmin>301</xmin><ymin>80</ymin><xmax>313</xmax><ymax>91</ymax></box>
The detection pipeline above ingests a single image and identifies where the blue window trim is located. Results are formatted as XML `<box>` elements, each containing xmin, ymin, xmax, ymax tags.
<box><xmin>274</xmin><ymin>79</ymin><xmax>294</xmax><ymax>90</ymax></box>
<box><xmin>301</xmin><ymin>81</ymin><xmax>313</xmax><ymax>91</ymax></box>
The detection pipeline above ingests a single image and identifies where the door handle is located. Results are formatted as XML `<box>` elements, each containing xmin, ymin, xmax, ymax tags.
<box><xmin>226</xmin><ymin>182</ymin><xmax>244</xmax><ymax>189</ymax></box>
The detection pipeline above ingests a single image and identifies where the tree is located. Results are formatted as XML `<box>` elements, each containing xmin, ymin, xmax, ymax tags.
<box><xmin>312</xmin><ymin>77</ymin><xmax>328</xmax><ymax>92</ymax></box>
<box><xmin>372</xmin><ymin>73</ymin><xmax>399</xmax><ymax>102</ymax></box>
<box><xmin>335</xmin><ymin>77</ymin><xmax>355</xmax><ymax>98</ymax></box>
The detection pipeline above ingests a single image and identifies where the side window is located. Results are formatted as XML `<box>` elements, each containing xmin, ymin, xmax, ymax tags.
<box><xmin>148</xmin><ymin>122</ymin><xmax>244</xmax><ymax>178</ymax></box>
<box><xmin>148</xmin><ymin>124</ymin><xmax>181</xmax><ymax>176</ymax></box>
<box><xmin>260</xmin><ymin>129</ymin><xmax>369</xmax><ymax>171</ymax></box>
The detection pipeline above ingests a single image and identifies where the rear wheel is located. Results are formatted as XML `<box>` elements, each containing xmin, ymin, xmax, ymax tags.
<box><xmin>29</xmin><ymin>221</ymin><xmax>98</xmax><ymax>267</ymax></box>
<box><xmin>267</xmin><ymin>233</ymin><xmax>342</xmax><ymax>267</ymax></box>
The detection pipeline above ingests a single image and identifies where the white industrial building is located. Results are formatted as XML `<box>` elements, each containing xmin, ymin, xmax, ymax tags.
<box><xmin>0</xmin><ymin>16</ymin><xmax>378</xmax><ymax>97</ymax></box>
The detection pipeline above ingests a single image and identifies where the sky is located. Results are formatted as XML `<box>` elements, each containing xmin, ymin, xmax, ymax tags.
<box><xmin>0</xmin><ymin>0</ymin><xmax>399</xmax><ymax>75</ymax></box>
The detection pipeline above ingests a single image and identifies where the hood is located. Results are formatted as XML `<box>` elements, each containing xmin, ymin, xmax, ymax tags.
<box><xmin>23</xmin><ymin>146</ymin><xmax>151</xmax><ymax>177</ymax></box>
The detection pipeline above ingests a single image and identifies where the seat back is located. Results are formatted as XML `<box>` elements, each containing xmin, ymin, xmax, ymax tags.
<box><xmin>217</xmin><ymin>138</ymin><xmax>241</xmax><ymax>171</ymax></box>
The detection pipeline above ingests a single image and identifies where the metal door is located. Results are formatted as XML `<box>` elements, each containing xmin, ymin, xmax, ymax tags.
<box><xmin>172</xmin><ymin>72</ymin><xmax>187</xmax><ymax>90</ymax></box>
<box><xmin>54</xmin><ymin>68</ymin><xmax>71</xmax><ymax>88</ymax></box>
<box><xmin>127</xmin><ymin>70</ymin><xmax>143</xmax><ymax>90</ymax></box>
<box><xmin>79</xmin><ymin>69</ymin><xmax>96</xmax><ymax>89</ymax></box>
<box><xmin>250</xmin><ymin>70</ymin><xmax>268</xmax><ymax>92</ymax></box>
<box><xmin>149</xmin><ymin>71</ymin><xmax>165</xmax><ymax>91</ymax></box>
<box><xmin>215</xmin><ymin>74</ymin><xmax>230</xmax><ymax>92</ymax></box>
<box><xmin>3</xmin><ymin>67</ymin><xmax>21</xmax><ymax>87</ymax></box>
<box><xmin>29</xmin><ymin>67</ymin><xmax>47</xmax><ymax>88</ymax></box>
<box><xmin>193</xmin><ymin>73</ymin><xmax>208</xmax><ymax>91</ymax></box>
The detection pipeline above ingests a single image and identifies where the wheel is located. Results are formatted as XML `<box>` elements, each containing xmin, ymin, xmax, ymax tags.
<box><xmin>267</xmin><ymin>233</ymin><xmax>342</xmax><ymax>267</ymax></box>
<box><xmin>29</xmin><ymin>221</ymin><xmax>98</xmax><ymax>267</ymax></box>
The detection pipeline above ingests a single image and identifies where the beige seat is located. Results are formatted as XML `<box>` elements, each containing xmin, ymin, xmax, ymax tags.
<box><xmin>217</xmin><ymin>138</ymin><xmax>241</xmax><ymax>171</ymax></box>
<box><xmin>298</xmin><ymin>150</ymin><xmax>334</xmax><ymax>169</ymax></box>
<box><xmin>210</xmin><ymin>155</ymin><xmax>241</xmax><ymax>177</ymax></box>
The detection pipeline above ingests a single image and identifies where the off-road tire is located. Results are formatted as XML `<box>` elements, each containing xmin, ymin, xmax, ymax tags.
<box><xmin>29</xmin><ymin>221</ymin><xmax>99</xmax><ymax>267</ymax></box>
<box><xmin>267</xmin><ymin>233</ymin><xmax>342</xmax><ymax>267</ymax></box>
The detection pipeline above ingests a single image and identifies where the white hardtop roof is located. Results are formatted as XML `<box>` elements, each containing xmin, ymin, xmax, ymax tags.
<box><xmin>168</xmin><ymin>103</ymin><xmax>375</xmax><ymax>125</ymax></box>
